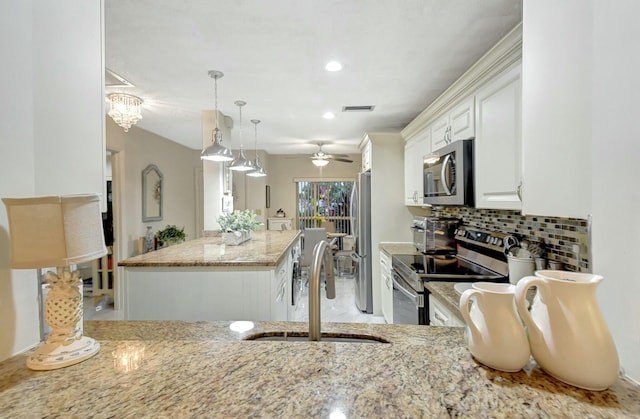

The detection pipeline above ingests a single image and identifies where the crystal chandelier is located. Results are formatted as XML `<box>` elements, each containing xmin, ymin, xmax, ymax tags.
<box><xmin>246</xmin><ymin>119</ymin><xmax>267</xmax><ymax>177</ymax></box>
<box><xmin>108</xmin><ymin>93</ymin><xmax>143</xmax><ymax>132</ymax></box>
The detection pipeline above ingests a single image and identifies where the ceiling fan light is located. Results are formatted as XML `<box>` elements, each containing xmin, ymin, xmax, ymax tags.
<box><xmin>312</xmin><ymin>158</ymin><xmax>329</xmax><ymax>167</ymax></box>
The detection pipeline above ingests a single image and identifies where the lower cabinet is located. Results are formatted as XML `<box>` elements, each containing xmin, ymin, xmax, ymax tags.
<box><xmin>268</xmin><ymin>218</ymin><xmax>293</xmax><ymax>230</ymax></box>
<box><xmin>428</xmin><ymin>294</ymin><xmax>464</xmax><ymax>327</ymax></box>
<box><xmin>380</xmin><ymin>251</ymin><xmax>393</xmax><ymax>324</ymax></box>
<box><xmin>271</xmin><ymin>254</ymin><xmax>289</xmax><ymax>321</ymax></box>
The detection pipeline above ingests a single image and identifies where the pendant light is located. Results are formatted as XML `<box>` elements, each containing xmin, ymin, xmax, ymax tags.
<box><xmin>201</xmin><ymin>70</ymin><xmax>234</xmax><ymax>162</ymax></box>
<box><xmin>229</xmin><ymin>100</ymin><xmax>255</xmax><ymax>171</ymax></box>
<box><xmin>246</xmin><ymin>119</ymin><xmax>267</xmax><ymax>177</ymax></box>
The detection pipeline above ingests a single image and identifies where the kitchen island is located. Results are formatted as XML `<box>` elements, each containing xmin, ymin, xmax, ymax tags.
<box><xmin>119</xmin><ymin>229</ymin><xmax>300</xmax><ymax>321</ymax></box>
<box><xmin>1</xmin><ymin>320</ymin><xmax>638</xmax><ymax>417</ymax></box>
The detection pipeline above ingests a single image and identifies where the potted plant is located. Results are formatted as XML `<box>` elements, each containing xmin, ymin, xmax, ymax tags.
<box><xmin>217</xmin><ymin>210</ymin><xmax>262</xmax><ymax>245</ymax></box>
<box><xmin>155</xmin><ymin>224</ymin><xmax>186</xmax><ymax>247</ymax></box>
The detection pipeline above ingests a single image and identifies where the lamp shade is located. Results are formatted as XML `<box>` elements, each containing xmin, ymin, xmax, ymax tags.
<box><xmin>3</xmin><ymin>194</ymin><xmax>107</xmax><ymax>269</ymax></box>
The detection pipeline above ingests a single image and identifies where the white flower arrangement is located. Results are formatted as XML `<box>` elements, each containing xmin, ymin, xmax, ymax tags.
<box><xmin>217</xmin><ymin>210</ymin><xmax>263</xmax><ymax>232</ymax></box>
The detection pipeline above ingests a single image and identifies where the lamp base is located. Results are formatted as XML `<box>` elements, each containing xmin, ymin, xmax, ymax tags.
<box><xmin>27</xmin><ymin>336</ymin><xmax>100</xmax><ymax>370</ymax></box>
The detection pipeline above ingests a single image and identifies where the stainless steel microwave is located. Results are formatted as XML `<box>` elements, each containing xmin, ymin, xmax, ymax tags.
<box><xmin>423</xmin><ymin>138</ymin><xmax>474</xmax><ymax>206</ymax></box>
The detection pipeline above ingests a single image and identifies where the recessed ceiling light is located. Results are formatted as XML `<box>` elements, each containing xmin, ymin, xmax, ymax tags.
<box><xmin>323</xmin><ymin>112</ymin><xmax>335</xmax><ymax>120</ymax></box>
<box><xmin>325</xmin><ymin>61</ymin><xmax>342</xmax><ymax>72</ymax></box>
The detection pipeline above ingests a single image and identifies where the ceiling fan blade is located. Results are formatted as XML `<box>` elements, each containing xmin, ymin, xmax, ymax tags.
<box><xmin>329</xmin><ymin>157</ymin><xmax>353</xmax><ymax>163</ymax></box>
<box><xmin>328</xmin><ymin>153</ymin><xmax>350</xmax><ymax>158</ymax></box>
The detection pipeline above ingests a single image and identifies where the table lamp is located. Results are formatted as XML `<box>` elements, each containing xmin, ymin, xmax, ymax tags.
<box><xmin>2</xmin><ymin>194</ymin><xmax>107</xmax><ymax>370</ymax></box>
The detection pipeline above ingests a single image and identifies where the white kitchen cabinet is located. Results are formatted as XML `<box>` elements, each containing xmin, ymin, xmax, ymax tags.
<box><xmin>474</xmin><ymin>62</ymin><xmax>522</xmax><ymax>210</ymax></box>
<box><xmin>271</xmin><ymin>254</ymin><xmax>289</xmax><ymax>321</ymax></box>
<box><xmin>429</xmin><ymin>294</ymin><xmax>464</xmax><ymax>327</ymax></box>
<box><xmin>404</xmin><ymin>132</ymin><xmax>429</xmax><ymax>206</ymax></box>
<box><xmin>380</xmin><ymin>250</ymin><xmax>393</xmax><ymax>324</ymax></box>
<box><xmin>431</xmin><ymin>98</ymin><xmax>475</xmax><ymax>152</ymax></box>
<box><xmin>268</xmin><ymin>218</ymin><xmax>293</xmax><ymax>230</ymax></box>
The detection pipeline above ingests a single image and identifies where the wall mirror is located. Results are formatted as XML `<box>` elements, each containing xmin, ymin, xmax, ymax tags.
<box><xmin>142</xmin><ymin>164</ymin><xmax>163</xmax><ymax>221</ymax></box>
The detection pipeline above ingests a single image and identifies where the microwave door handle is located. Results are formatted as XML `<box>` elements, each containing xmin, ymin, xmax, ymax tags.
<box><xmin>440</xmin><ymin>154</ymin><xmax>453</xmax><ymax>195</ymax></box>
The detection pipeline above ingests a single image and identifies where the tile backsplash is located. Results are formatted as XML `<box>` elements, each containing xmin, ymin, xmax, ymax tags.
<box><xmin>431</xmin><ymin>207</ymin><xmax>590</xmax><ymax>272</ymax></box>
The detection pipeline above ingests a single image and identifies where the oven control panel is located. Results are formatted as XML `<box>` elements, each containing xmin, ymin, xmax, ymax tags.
<box><xmin>454</xmin><ymin>226</ymin><xmax>507</xmax><ymax>254</ymax></box>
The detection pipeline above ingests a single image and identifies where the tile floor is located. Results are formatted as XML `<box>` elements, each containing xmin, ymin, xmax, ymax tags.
<box><xmin>83</xmin><ymin>274</ymin><xmax>386</xmax><ymax>324</ymax></box>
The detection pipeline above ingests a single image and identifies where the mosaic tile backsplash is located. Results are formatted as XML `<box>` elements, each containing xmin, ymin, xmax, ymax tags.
<box><xmin>431</xmin><ymin>207</ymin><xmax>590</xmax><ymax>272</ymax></box>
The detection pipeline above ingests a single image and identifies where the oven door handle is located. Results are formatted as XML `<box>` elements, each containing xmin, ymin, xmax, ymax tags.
<box><xmin>392</xmin><ymin>272</ymin><xmax>424</xmax><ymax>308</ymax></box>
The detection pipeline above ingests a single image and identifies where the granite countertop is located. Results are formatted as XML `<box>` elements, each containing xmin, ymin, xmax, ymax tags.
<box><xmin>379</xmin><ymin>241</ymin><xmax>419</xmax><ymax>255</ymax></box>
<box><xmin>1</xmin><ymin>321</ymin><xmax>638</xmax><ymax>417</ymax></box>
<box><xmin>119</xmin><ymin>229</ymin><xmax>300</xmax><ymax>267</ymax></box>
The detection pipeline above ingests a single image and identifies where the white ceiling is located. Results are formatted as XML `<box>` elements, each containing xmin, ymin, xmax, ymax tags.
<box><xmin>105</xmin><ymin>0</ymin><xmax>522</xmax><ymax>156</ymax></box>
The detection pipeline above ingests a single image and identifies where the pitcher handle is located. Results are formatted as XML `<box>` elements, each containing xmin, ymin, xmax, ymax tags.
<box><xmin>515</xmin><ymin>276</ymin><xmax>544</xmax><ymax>336</ymax></box>
<box><xmin>459</xmin><ymin>289</ymin><xmax>481</xmax><ymax>339</ymax></box>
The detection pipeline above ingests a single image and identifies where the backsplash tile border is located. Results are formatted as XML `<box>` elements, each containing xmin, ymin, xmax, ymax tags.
<box><xmin>431</xmin><ymin>207</ymin><xmax>589</xmax><ymax>272</ymax></box>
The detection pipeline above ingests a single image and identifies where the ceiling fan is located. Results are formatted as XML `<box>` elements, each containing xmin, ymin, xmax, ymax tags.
<box><xmin>310</xmin><ymin>143</ymin><xmax>354</xmax><ymax>166</ymax></box>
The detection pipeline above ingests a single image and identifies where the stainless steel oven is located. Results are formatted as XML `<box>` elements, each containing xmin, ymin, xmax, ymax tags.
<box><xmin>392</xmin><ymin>268</ymin><xmax>426</xmax><ymax>325</ymax></box>
<box><xmin>423</xmin><ymin>138</ymin><xmax>474</xmax><ymax>206</ymax></box>
<box><xmin>391</xmin><ymin>226</ymin><xmax>510</xmax><ymax>325</ymax></box>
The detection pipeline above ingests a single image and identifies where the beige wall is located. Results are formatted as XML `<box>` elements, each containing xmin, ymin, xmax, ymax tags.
<box><xmin>260</xmin><ymin>154</ymin><xmax>362</xmax><ymax>227</ymax></box>
<box><xmin>107</xmin><ymin>118</ymin><xmax>202</xmax><ymax>258</ymax></box>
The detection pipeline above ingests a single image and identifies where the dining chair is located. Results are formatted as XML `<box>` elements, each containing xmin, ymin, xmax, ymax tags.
<box><xmin>299</xmin><ymin>228</ymin><xmax>327</xmax><ymax>282</ymax></box>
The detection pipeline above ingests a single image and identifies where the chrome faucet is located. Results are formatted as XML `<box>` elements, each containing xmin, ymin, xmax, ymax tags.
<box><xmin>309</xmin><ymin>240</ymin><xmax>336</xmax><ymax>341</ymax></box>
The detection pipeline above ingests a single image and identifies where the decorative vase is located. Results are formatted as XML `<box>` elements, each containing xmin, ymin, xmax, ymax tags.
<box><xmin>515</xmin><ymin>270</ymin><xmax>620</xmax><ymax>390</ymax></box>
<box><xmin>459</xmin><ymin>282</ymin><xmax>531</xmax><ymax>372</ymax></box>
<box><xmin>222</xmin><ymin>230</ymin><xmax>252</xmax><ymax>245</ymax></box>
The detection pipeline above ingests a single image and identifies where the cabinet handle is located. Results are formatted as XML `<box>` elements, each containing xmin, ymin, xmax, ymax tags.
<box><xmin>434</xmin><ymin>309</ymin><xmax>447</xmax><ymax>323</ymax></box>
<box><xmin>517</xmin><ymin>179</ymin><xmax>523</xmax><ymax>201</ymax></box>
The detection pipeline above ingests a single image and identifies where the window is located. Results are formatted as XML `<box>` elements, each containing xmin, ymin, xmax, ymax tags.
<box><xmin>296</xmin><ymin>180</ymin><xmax>354</xmax><ymax>232</ymax></box>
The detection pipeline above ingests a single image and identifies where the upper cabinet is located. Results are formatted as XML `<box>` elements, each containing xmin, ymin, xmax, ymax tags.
<box><xmin>474</xmin><ymin>62</ymin><xmax>522</xmax><ymax>210</ymax></box>
<box><xmin>431</xmin><ymin>98</ymin><xmax>475</xmax><ymax>152</ymax></box>
<box><xmin>401</xmin><ymin>23</ymin><xmax>523</xmax><ymax>210</ymax></box>
<box><xmin>404</xmin><ymin>131</ymin><xmax>429</xmax><ymax>206</ymax></box>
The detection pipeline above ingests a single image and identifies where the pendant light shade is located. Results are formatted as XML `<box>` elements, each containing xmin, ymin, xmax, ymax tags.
<box><xmin>246</xmin><ymin>119</ymin><xmax>267</xmax><ymax>178</ymax></box>
<box><xmin>229</xmin><ymin>100</ymin><xmax>255</xmax><ymax>171</ymax></box>
<box><xmin>201</xmin><ymin>70</ymin><xmax>234</xmax><ymax>162</ymax></box>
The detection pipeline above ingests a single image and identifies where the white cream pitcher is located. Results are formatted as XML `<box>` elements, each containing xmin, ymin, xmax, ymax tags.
<box><xmin>515</xmin><ymin>270</ymin><xmax>619</xmax><ymax>390</ymax></box>
<box><xmin>459</xmin><ymin>282</ymin><xmax>530</xmax><ymax>372</ymax></box>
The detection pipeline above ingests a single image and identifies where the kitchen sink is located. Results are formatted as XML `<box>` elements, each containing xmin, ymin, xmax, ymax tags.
<box><xmin>243</xmin><ymin>331</ymin><xmax>390</xmax><ymax>343</ymax></box>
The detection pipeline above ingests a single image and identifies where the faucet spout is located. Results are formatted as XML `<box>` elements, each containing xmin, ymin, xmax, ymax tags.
<box><xmin>309</xmin><ymin>240</ymin><xmax>335</xmax><ymax>341</ymax></box>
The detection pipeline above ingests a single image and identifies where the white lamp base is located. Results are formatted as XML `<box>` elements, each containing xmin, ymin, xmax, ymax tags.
<box><xmin>27</xmin><ymin>336</ymin><xmax>100</xmax><ymax>370</ymax></box>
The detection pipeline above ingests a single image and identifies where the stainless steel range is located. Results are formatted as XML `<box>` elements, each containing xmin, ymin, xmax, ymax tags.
<box><xmin>391</xmin><ymin>224</ymin><xmax>509</xmax><ymax>325</ymax></box>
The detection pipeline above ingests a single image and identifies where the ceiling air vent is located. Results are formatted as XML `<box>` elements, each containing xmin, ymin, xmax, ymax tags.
<box><xmin>342</xmin><ymin>105</ymin><xmax>375</xmax><ymax>112</ymax></box>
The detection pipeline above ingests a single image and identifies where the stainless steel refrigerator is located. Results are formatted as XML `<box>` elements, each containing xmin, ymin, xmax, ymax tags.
<box><xmin>350</xmin><ymin>171</ymin><xmax>372</xmax><ymax>313</ymax></box>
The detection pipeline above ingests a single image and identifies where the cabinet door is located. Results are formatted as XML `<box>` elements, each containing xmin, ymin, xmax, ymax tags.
<box><xmin>404</xmin><ymin>134</ymin><xmax>428</xmax><ymax>205</ymax></box>
<box><xmin>270</xmin><ymin>253</ymin><xmax>290</xmax><ymax>321</ymax></box>
<box><xmin>430</xmin><ymin>114</ymin><xmax>450</xmax><ymax>152</ymax></box>
<box><xmin>474</xmin><ymin>63</ymin><xmax>522</xmax><ymax>209</ymax></box>
<box><xmin>450</xmin><ymin>98</ymin><xmax>475</xmax><ymax>142</ymax></box>
<box><xmin>380</xmin><ymin>251</ymin><xmax>393</xmax><ymax>324</ymax></box>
